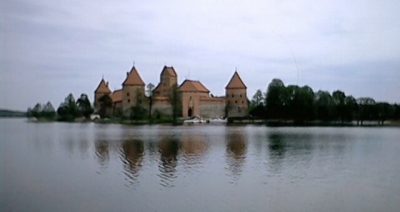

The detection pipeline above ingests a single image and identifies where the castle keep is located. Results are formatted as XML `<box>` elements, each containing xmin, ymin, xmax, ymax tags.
<box><xmin>94</xmin><ymin>65</ymin><xmax>248</xmax><ymax>118</ymax></box>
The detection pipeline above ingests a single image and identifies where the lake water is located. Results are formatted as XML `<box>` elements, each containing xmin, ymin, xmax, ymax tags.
<box><xmin>1</xmin><ymin>118</ymin><xmax>400</xmax><ymax>212</ymax></box>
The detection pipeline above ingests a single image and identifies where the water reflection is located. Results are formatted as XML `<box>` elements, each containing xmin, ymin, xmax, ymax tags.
<box><xmin>120</xmin><ymin>138</ymin><xmax>144</xmax><ymax>185</ymax></box>
<box><xmin>94</xmin><ymin>139</ymin><xmax>110</xmax><ymax>168</ymax></box>
<box><xmin>157</xmin><ymin>136</ymin><xmax>180</xmax><ymax>187</ymax></box>
<box><xmin>268</xmin><ymin>133</ymin><xmax>286</xmax><ymax>158</ymax></box>
<box><xmin>225</xmin><ymin>129</ymin><xmax>247</xmax><ymax>179</ymax></box>
<box><xmin>267</xmin><ymin>133</ymin><xmax>286</xmax><ymax>173</ymax></box>
<box><xmin>181</xmin><ymin>132</ymin><xmax>209</xmax><ymax>170</ymax></box>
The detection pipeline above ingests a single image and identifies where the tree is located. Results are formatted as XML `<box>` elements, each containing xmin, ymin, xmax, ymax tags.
<box><xmin>57</xmin><ymin>93</ymin><xmax>79</xmax><ymax>121</ymax></box>
<box><xmin>356</xmin><ymin>97</ymin><xmax>376</xmax><ymax>125</ymax></box>
<box><xmin>130</xmin><ymin>89</ymin><xmax>147</xmax><ymax>120</ymax></box>
<box><xmin>98</xmin><ymin>94</ymin><xmax>113</xmax><ymax>118</ymax></box>
<box><xmin>250</xmin><ymin>89</ymin><xmax>264</xmax><ymax>110</ymax></box>
<box><xmin>76</xmin><ymin>93</ymin><xmax>93</xmax><ymax>118</ymax></box>
<box><xmin>332</xmin><ymin>90</ymin><xmax>346</xmax><ymax>123</ymax></box>
<box><xmin>393</xmin><ymin>104</ymin><xmax>400</xmax><ymax>120</ymax></box>
<box><xmin>314</xmin><ymin>90</ymin><xmax>334</xmax><ymax>121</ymax></box>
<box><xmin>146</xmin><ymin>83</ymin><xmax>155</xmax><ymax>119</ymax></box>
<box><xmin>265</xmin><ymin>79</ymin><xmax>286</xmax><ymax>119</ymax></box>
<box><xmin>375</xmin><ymin>102</ymin><xmax>393</xmax><ymax>125</ymax></box>
<box><xmin>42</xmin><ymin>101</ymin><xmax>56</xmax><ymax>119</ymax></box>
<box><xmin>27</xmin><ymin>107</ymin><xmax>33</xmax><ymax>118</ymax></box>
<box><xmin>284</xmin><ymin>85</ymin><xmax>314</xmax><ymax>122</ymax></box>
<box><xmin>343</xmin><ymin>96</ymin><xmax>358</xmax><ymax>122</ymax></box>
<box><xmin>31</xmin><ymin>103</ymin><xmax>42</xmax><ymax>118</ymax></box>
<box><xmin>168</xmin><ymin>84</ymin><xmax>182</xmax><ymax>124</ymax></box>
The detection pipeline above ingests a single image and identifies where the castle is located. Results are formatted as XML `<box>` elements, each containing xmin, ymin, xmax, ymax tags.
<box><xmin>94</xmin><ymin>65</ymin><xmax>248</xmax><ymax>118</ymax></box>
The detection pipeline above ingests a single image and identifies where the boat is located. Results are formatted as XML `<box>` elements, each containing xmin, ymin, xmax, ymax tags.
<box><xmin>184</xmin><ymin>117</ymin><xmax>206</xmax><ymax>123</ymax></box>
<box><xmin>208</xmin><ymin>117</ymin><xmax>227</xmax><ymax>123</ymax></box>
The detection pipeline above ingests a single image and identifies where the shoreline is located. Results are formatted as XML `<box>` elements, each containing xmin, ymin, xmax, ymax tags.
<box><xmin>13</xmin><ymin>117</ymin><xmax>400</xmax><ymax>127</ymax></box>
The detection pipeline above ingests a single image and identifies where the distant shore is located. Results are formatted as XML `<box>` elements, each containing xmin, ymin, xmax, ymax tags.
<box><xmin>15</xmin><ymin>117</ymin><xmax>400</xmax><ymax>127</ymax></box>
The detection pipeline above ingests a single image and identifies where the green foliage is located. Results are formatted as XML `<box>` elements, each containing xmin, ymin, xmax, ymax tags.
<box><xmin>76</xmin><ymin>93</ymin><xmax>93</xmax><ymax>118</ymax></box>
<box><xmin>314</xmin><ymin>90</ymin><xmax>334</xmax><ymax>121</ymax></box>
<box><xmin>168</xmin><ymin>84</ymin><xmax>182</xmax><ymax>124</ymax></box>
<box><xmin>27</xmin><ymin>101</ymin><xmax>56</xmax><ymax>120</ymax></box>
<box><xmin>250</xmin><ymin>89</ymin><xmax>264</xmax><ymax>110</ymax></box>
<box><xmin>0</xmin><ymin>109</ymin><xmax>26</xmax><ymax>117</ymax></box>
<box><xmin>42</xmin><ymin>102</ymin><xmax>56</xmax><ymax>119</ymax></box>
<box><xmin>98</xmin><ymin>94</ymin><xmax>112</xmax><ymax>118</ymax></box>
<box><xmin>57</xmin><ymin>93</ymin><xmax>79</xmax><ymax>121</ymax></box>
<box><xmin>261</xmin><ymin>78</ymin><xmax>397</xmax><ymax>124</ymax></box>
<box><xmin>265</xmin><ymin>78</ymin><xmax>286</xmax><ymax>119</ymax></box>
<box><xmin>130</xmin><ymin>105</ymin><xmax>147</xmax><ymax>120</ymax></box>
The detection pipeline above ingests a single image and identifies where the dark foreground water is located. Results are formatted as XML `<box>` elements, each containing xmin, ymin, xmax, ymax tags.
<box><xmin>1</xmin><ymin>119</ymin><xmax>400</xmax><ymax>212</ymax></box>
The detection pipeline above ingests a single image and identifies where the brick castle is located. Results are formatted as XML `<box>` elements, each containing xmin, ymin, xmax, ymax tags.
<box><xmin>94</xmin><ymin>65</ymin><xmax>248</xmax><ymax>118</ymax></box>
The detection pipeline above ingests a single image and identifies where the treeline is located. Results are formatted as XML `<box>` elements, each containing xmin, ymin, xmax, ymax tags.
<box><xmin>0</xmin><ymin>109</ymin><xmax>26</xmax><ymax>117</ymax></box>
<box><xmin>249</xmin><ymin>79</ymin><xmax>400</xmax><ymax>125</ymax></box>
<box><xmin>27</xmin><ymin>93</ymin><xmax>93</xmax><ymax>121</ymax></box>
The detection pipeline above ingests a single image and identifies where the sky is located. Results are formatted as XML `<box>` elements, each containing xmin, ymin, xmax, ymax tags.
<box><xmin>1</xmin><ymin>0</ymin><xmax>400</xmax><ymax>110</ymax></box>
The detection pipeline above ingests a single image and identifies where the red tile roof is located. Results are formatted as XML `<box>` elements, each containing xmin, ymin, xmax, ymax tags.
<box><xmin>110</xmin><ymin>89</ymin><xmax>123</xmax><ymax>103</ymax></box>
<box><xmin>95</xmin><ymin>79</ymin><xmax>112</xmax><ymax>94</ymax></box>
<box><xmin>161</xmin><ymin>66</ymin><xmax>177</xmax><ymax>77</ymax></box>
<box><xmin>179</xmin><ymin>80</ymin><xmax>210</xmax><ymax>93</ymax></box>
<box><xmin>123</xmin><ymin>66</ymin><xmax>145</xmax><ymax>86</ymax></box>
<box><xmin>225</xmin><ymin>71</ymin><xmax>247</xmax><ymax>89</ymax></box>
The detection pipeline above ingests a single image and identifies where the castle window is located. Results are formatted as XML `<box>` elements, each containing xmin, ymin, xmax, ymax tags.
<box><xmin>232</xmin><ymin>94</ymin><xmax>234</xmax><ymax>97</ymax></box>
<box><xmin>235</xmin><ymin>100</ymin><xmax>237</xmax><ymax>103</ymax></box>
<box><xmin>127</xmin><ymin>93</ymin><xmax>130</xmax><ymax>97</ymax></box>
<box><xmin>164</xmin><ymin>83</ymin><xmax>166</xmax><ymax>86</ymax></box>
<box><xmin>128</xmin><ymin>99</ymin><xmax>130</xmax><ymax>103</ymax></box>
<box><xmin>242</xmin><ymin>101</ymin><xmax>244</xmax><ymax>104</ymax></box>
<box><xmin>240</xmin><ymin>94</ymin><xmax>242</xmax><ymax>97</ymax></box>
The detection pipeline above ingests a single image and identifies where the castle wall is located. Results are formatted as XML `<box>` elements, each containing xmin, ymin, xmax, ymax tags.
<box><xmin>122</xmin><ymin>85</ymin><xmax>145</xmax><ymax>114</ymax></box>
<box><xmin>181</xmin><ymin>92</ymin><xmax>209</xmax><ymax>118</ymax></box>
<box><xmin>199</xmin><ymin>98</ymin><xmax>226</xmax><ymax>118</ymax></box>
<box><xmin>113</xmin><ymin>101</ymin><xmax>123</xmax><ymax>116</ymax></box>
<box><xmin>151</xmin><ymin>99</ymin><xmax>172</xmax><ymax>116</ymax></box>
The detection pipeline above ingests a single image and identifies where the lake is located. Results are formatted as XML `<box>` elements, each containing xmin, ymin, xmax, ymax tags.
<box><xmin>1</xmin><ymin>118</ymin><xmax>400</xmax><ymax>212</ymax></box>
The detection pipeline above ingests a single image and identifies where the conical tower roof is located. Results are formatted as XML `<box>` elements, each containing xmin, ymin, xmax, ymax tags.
<box><xmin>225</xmin><ymin>71</ymin><xmax>247</xmax><ymax>89</ymax></box>
<box><xmin>122</xmin><ymin>66</ymin><xmax>145</xmax><ymax>86</ymax></box>
<box><xmin>161</xmin><ymin>66</ymin><xmax>177</xmax><ymax>77</ymax></box>
<box><xmin>95</xmin><ymin>78</ymin><xmax>112</xmax><ymax>94</ymax></box>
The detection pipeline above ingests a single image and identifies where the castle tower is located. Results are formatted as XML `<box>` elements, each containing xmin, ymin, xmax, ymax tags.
<box><xmin>153</xmin><ymin>66</ymin><xmax>177</xmax><ymax>97</ymax></box>
<box><xmin>179</xmin><ymin>80</ymin><xmax>210</xmax><ymax>118</ymax></box>
<box><xmin>225</xmin><ymin>71</ymin><xmax>248</xmax><ymax>117</ymax></box>
<box><xmin>121</xmin><ymin>65</ymin><xmax>146</xmax><ymax>113</ymax></box>
<box><xmin>94</xmin><ymin>78</ymin><xmax>112</xmax><ymax>111</ymax></box>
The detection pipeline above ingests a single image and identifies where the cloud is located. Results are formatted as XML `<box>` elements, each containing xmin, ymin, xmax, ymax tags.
<box><xmin>2</xmin><ymin>0</ymin><xmax>400</xmax><ymax>110</ymax></box>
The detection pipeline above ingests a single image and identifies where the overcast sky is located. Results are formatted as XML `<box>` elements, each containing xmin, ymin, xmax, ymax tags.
<box><xmin>2</xmin><ymin>0</ymin><xmax>400</xmax><ymax>110</ymax></box>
